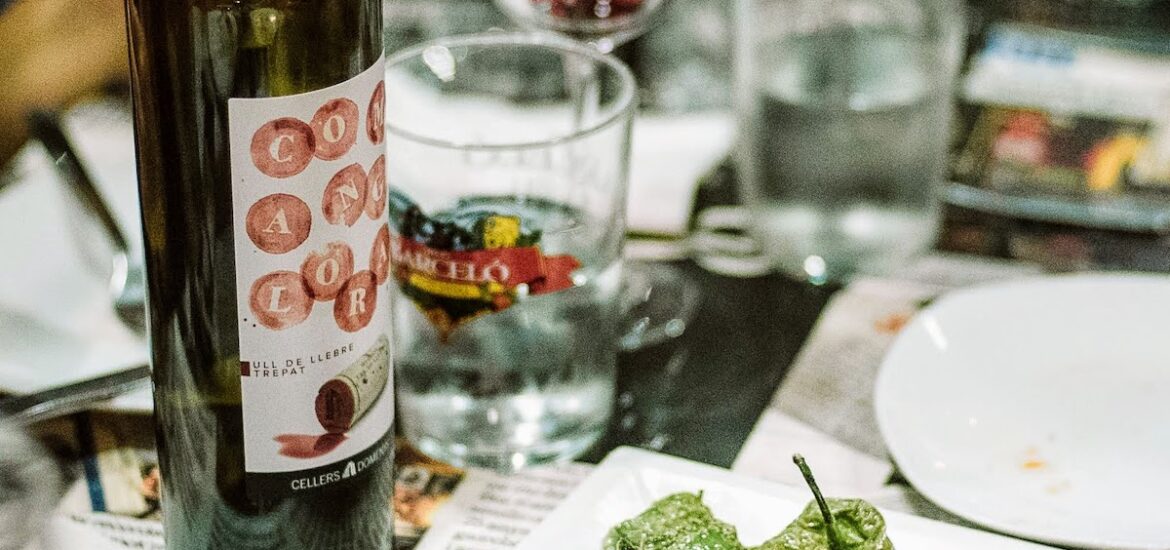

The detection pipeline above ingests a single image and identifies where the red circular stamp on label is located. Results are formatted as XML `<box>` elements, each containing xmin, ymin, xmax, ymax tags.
<box><xmin>250</xmin><ymin>118</ymin><xmax>315</xmax><ymax>179</ymax></box>
<box><xmin>322</xmin><ymin>163</ymin><xmax>368</xmax><ymax>227</ymax></box>
<box><xmin>301</xmin><ymin>241</ymin><xmax>355</xmax><ymax>302</ymax></box>
<box><xmin>367</xmin><ymin>81</ymin><xmax>385</xmax><ymax>145</ymax></box>
<box><xmin>334</xmin><ymin>270</ymin><xmax>377</xmax><ymax>332</ymax></box>
<box><xmin>246</xmin><ymin>193</ymin><xmax>312</xmax><ymax>254</ymax></box>
<box><xmin>250</xmin><ymin>271</ymin><xmax>313</xmax><ymax>330</ymax></box>
<box><xmin>311</xmin><ymin>98</ymin><xmax>360</xmax><ymax>161</ymax></box>
<box><xmin>370</xmin><ymin>224</ymin><xmax>390</xmax><ymax>285</ymax></box>
<box><xmin>365</xmin><ymin>155</ymin><xmax>386</xmax><ymax>220</ymax></box>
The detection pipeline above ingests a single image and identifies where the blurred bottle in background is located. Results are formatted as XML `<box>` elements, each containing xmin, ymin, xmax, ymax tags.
<box><xmin>734</xmin><ymin>0</ymin><xmax>965</xmax><ymax>283</ymax></box>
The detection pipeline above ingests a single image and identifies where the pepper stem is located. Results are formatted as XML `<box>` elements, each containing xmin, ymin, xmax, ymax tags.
<box><xmin>793</xmin><ymin>454</ymin><xmax>843</xmax><ymax>550</ymax></box>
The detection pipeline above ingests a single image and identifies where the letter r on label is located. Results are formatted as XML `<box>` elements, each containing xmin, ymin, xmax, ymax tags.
<box><xmin>349</xmin><ymin>288</ymin><xmax>367</xmax><ymax>316</ymax></box>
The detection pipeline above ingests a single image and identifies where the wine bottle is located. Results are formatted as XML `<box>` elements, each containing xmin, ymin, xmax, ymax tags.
<box><xmin>123</xmin><ymin>1</ymin><xmax>394</xmax><ymax>548</ymax></box>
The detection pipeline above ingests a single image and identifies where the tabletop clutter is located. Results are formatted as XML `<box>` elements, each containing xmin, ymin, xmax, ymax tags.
<box><xmin>1</xmin><ymin>0</ymin><xmax>1169</xmax><ymax>549</ymax></box>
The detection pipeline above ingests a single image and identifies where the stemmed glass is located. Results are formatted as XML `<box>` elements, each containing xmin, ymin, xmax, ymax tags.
<box><xmin>494</xmin><ymin>0</ymin><xmax>669</xmax><ymax>53</ymax></box>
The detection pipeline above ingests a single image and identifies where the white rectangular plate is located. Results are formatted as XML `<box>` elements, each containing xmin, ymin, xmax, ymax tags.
<box><xmin>518</xmin><ymin>447</ymin><xmax>1056</xmax><ymax>550</ymax></box>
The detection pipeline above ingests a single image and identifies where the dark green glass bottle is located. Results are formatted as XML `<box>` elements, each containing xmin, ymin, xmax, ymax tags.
<box><xmin>124</xmin><ymin>1</ymin><xmax>394</xmax><ymax>548</ymax></box>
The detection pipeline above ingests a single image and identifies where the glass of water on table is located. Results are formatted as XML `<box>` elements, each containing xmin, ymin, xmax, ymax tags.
<box><xmin>384</xmin><ymin>34</ymin><xmax>636</xmax><ymax>470</ymax></box>
<box><xmin>724</xmin><ymin>0</ymin><xmax>964</xmax><ymax>283</ymax></box>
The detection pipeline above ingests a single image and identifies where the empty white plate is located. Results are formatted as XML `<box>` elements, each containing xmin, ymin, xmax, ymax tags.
<box><xmin>875</xmin><ymin>274</ymin><xmax>1170</xmax><ymax>549</ymax></box>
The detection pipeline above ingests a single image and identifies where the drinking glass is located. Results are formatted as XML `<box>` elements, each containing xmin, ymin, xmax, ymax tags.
<box><xmin>732</xmin><ymin>0</ymin><xmax>965</xmax><ymax>283</ymax></box>
<box><xmin>494</xmin><ymin>0</ymin><xmax>669</xmax><ymax>53</ymax></box>
<box><xmin>384</xmin><ymin>34</ymin><xmax>636</xmax><ymax>470</ymax></box>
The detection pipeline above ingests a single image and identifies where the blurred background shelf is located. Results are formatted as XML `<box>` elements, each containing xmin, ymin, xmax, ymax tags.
<box><xmin>942</xmin><ymin>181</ymin><xmax>1170</xmax><ymax>233</ymax></box>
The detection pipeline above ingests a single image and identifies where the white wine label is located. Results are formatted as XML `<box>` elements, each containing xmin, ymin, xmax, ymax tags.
<box><xmin>228</xmin><ymin>57</ymin><xmax>392</xmax><ymax>498</ymax></box>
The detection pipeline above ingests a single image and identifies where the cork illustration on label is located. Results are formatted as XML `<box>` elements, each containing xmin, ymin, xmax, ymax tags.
<box><xmin>275</xmin><ymin>336</ymin><xmax>390</xmax><ymax>459</ymax></box>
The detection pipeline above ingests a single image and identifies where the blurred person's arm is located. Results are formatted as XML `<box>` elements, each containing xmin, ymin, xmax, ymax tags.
<box><xmin>0</xmin><ymin>0</ymin><xmax>128</xmax><ymax>167</ymax></box>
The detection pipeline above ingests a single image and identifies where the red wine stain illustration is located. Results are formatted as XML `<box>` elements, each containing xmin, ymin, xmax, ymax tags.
<box><xmin>274</xmin><ymin>433</ymin><xmax>348</xmax><ymax>459</ymax></box>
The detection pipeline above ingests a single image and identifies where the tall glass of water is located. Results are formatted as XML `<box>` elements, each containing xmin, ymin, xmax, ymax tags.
<box><xmin>384</xmin><ymin>34</ymin><xmax>636</xmax><ymax>470</ymax></box>
<box><xmin>734</xmin><ymin>0</ymin><xmax>964</xmax><ymax>283</ymax></box>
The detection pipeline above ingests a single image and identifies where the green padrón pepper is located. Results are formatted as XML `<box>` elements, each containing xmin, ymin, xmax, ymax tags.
<box><xmin>600</xmin><ymin>454</ymin><xmax>896</xmax><ymax>550</ymax></box>
<box><xmin>756</xmin><ymin>499</ymin><xmax>894</xmax><ymax>550</ymax></box>
<box><xmin>604</xmin><ymin>493</ymin><xmax>745</xmax><ymax>550</ymax></box>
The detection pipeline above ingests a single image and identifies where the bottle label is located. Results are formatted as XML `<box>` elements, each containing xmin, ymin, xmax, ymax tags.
<box><xmin>228</xmin><ymin>57</ymin><xmax>392</xmax><ymax>498</ymax></box>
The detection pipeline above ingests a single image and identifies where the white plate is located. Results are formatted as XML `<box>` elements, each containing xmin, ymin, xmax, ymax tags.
<box><xmin>519</xmin><ymin>447</ymin><xmax>1054</xmax><ymax>550</ymax></box>
<box><xmin>875</xmin><ymin>274</ymin><xmax>1170</xmax><ymax>550</ymax></box>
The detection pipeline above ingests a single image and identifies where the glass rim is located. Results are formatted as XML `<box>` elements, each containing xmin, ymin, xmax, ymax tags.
<box><xmin>495</xmin><ymin>0</ymin><xmax>666</xmax><ymax>39</ymax></box>
<box><xmin>383</xmin><ymin>32</ymin><xmax>637</xmax><ymax>152</ymax></box>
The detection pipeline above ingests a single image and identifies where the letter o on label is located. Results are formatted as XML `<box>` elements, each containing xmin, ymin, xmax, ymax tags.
<box><xmin>301</xmin><ymin>242</ymin><xmax>355</xmax><ymax>301</ymax></box>
<box><xmin>250</xmin><ymin>271</ymin><xmax>313</xmax><ymax>330</ymax></box>
<box><xmin>311</xmin><ymin>98</ymin><xmax>360</xmax><ymax>161</ymax></box>
<box><xmin>250</xmin><ymin>118</ymin><xmax>315</xmax><ymax>178</ymax></box>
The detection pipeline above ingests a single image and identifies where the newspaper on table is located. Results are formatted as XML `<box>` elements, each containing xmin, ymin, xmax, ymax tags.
<box><xmin>55</xmin><ymin>465</ymin><xmax>589</xmax><ymax>550</ymax></box>
<box><xmin>732</xmin><ymin>254</ymin><xmax>1041</xmax><ymax>523</ymax></box>
<box><xmin>412</xmin><ymin>464</ymin><xmax>593</xmax><ymax>550</ymax></box>
<box><xmin>52</xmin><ymin>432</ymin><xmax>590</xmax><ymax>550</ymax></box>
<box><xmin>59</xmin><ymin>514</ymin><xmax>163</xmax><ymax>550</ymax></box>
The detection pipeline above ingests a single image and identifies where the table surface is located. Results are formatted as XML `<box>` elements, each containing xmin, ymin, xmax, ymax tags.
<box><xmin>581</xmin><ymin>260</ymin><xmax>835</xmax><ymax>467</ymax></box>
<box><xmin>579</xmin><ymin>158</ymin><xmax>838</xmax><ymax>467</ymax></box>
